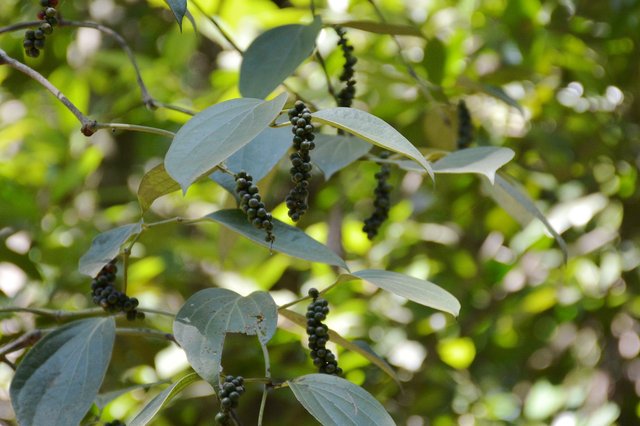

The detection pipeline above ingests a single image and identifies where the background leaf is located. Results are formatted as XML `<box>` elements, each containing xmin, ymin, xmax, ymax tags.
<box><xmin>165</xmin><ymin>0</ymin><xmax>187</xmax><ymax>30</ymax></box>
<box><xmin>339</xmin><ymin>269</ymin><xmax>460</xmax><ymax>316</ymax></box>
<box><xmin>78</xmin><ymin>223</ymin><xmax>142</xmax><ymax>276</ymax></box>
<box><xmin>173</xmin><ymin>289</ymin><xmax>277</xmax><ymax>385</ymax></box>
<box><xmin>312</xmin><ymin>134</ymin><xmax>372</xmax><ymax>180</ymax></box>
<box><xmin>165</xmin><ymin>93</ymin><xmax>288</xmax><ymax>192</ymax></box>
<box><xmin>205</xmin><ymin>209</ymin><xmax>348</xmax><ymax>270</ymax></box>
<box><xmin>129</xmin><ymin>373</ymin><xmax>201</xmax><ymax>426</ymax></box>
<box><xmin>312</xmin><ymin>108</ymin><xmax>434</xmax><ymax>178</ymax></box>
<box><xmin>209</xmin><ymin>126</ymin><xmax>292</xmax><ymax>195</ymax></box>
<box><xmin>423</xmin><ymin>38</ymin><xmax>447</xmax><ymax>86</ymax></box>
<box><xmin>10</xmin><ymin>318</ymin><xmax>116</xmax><ymax>426</ymax></box>
<box><xmin>432</xmin><ymin>147</ymin><xmax>515</xmax><ymax>183</ymax></box>
<box><xmin>240</xmin><ymin>16</ymin><xmax>322</xmax><ymax>99</ymax></box>
<box><xmin>137</xmin><ymin>163</ymin><xmax>180</xmax><ymax>213</ymax></box>
<box><xmin>95</xmin><ymin>381</ymin><xmax>169</xmax><ymax>410</ymax></box>
<box><xmin>288</xmin><ymin>374</ymin><xmax>396</xmax><ymax>426</ymax></box>
<box><xmin>333</xmin><ymin>20</ymin><xmax>423</xmax><ymax>37</ymax></box>
<box><xmin>483</xmin><ymin>174</ymin><xmax>568</xmax><ymax>261</ymax></box>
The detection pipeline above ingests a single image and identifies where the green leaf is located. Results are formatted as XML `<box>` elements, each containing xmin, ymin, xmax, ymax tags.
<box><xmin>482</xmin><ymin>174</ymin><xmax>568</xmax><ymax>262</ymax></box>
<box><xmin>10</xmin><ymin>318</ymin><xmax>116</xmax><ymax>426</ymax></box>
<box><xmin>173</xmin><ymin>289</ymin><xmax>277</xmax><ymax>385</ymax></box>
<box><xmin>279</xmin><ymin>309</ymin><xmax>399</xmax><ymax>384</ymax></box>
<box><xmin>240</xmin><ymin>16</ymin><xmax>322</xmax><ymax>99</ymax></box>
<box><xmin>480</xmin><ymin>83</ymin><xmax>524</xmax><ymax>114</ymax></box>
<box><xmin>205</xmin><ymin>209</ymin><xmax>348</xmax><ymax>270</ymax></box>
<box><xmin>78</xmin><ymin>223</ymin><xmax>142</xmax><ymax>276</ymax></box>
<box><xmin>333</xmin><ymin>20</ymin><xmax>423</xmax><ymax>37</ymax></box>
<box><xmin>165</xmin><ymin>0</ymin><xmax>187</xmax><ymax>30</ymax></box>
<box><xmin>210</xmin><ymin>126</ymin><xmax>292</xmax><ymax>195</ymax></box>
<box><xmin>339</xmin><ymin>269</ymin><xmax>460</xmax><ymax>316</ymax></box>
<box><xmin>288</xmin><ymin>374</ymin><xmax>396</xmax><ymax>426</ymax></box>
<box><xmin>165</xmin><ymin>93</ymin><xmax>288</xmax><ymax>192</ymax></box>
<box><xmin>312</xmin><ymin>108</ymin><xmax>434</xmax><ymax>179</ymax></box>
<box><xmin>433</xmin><ymin>147</ymin><xmax>515</xmax><ymax>184</ymax></box>
<box><xmin>138</xmin><ymin>163</ymin><xmax>180</xmax><ymax>213</ymax></box>
<box><xmin>129</xmin><ymin>373</ymin><xmax>201</xmax><ymax>426</ymax></box>
<box><xmin>95</xmin><ymin>381</ymin><xmax>169</xmax><ymax>410</ymax></box>
<box><xmin>312</xmin><ymin>134</ymin><xmax>372</xmax><ymax>180</ymax></box>
<box><xmin>423</xmin><ymin>38</ymin><xmax>447</xmax><ymax>86</ymax></box>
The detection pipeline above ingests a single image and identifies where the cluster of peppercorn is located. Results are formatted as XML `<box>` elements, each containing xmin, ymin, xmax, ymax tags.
<box><xmin>362</xmin><ymin>152</ymin><xmax>393</xmax><ymax>240</ymax></box>
<box><xmin>306</xmin><ymin>288</ymin><xmax>342</xmax><ymax>375</ymax></box>
<box><xmin>215</xmin><ymin>375</ymin><xmax>245</xmax><ymax>425</ymax></box>
<box><xmin>91</xmin><ymin>259</ymin><xmax>145</xmax><ymax>321</ymax></box>
<box><xmin>104</xmin><ymin>420</ymin><xmax>125</xmax><ymax>426</ymax></box>
<box><xmin>285</xmin><ymin>101</ymin><xmax>315</xmax><ymax>222</ymax></box>
<box><xmin>457</xmin><ymin>100</ymin><xmax>473</xmax><ymax>149</ymax></box>
<box><xmin>335</xmin><ymin>26</ymin><xmax>357</xmax><ymax>107</ymax></box>
<box><xmin>235</xmin><ymin>171</ymin><xmax>275</xmax><ymax>244</ymax></box>
<box><xmin>23</xmin><ymin>0</ymin><xmax>59</xmax><ymax>58</ymax></box>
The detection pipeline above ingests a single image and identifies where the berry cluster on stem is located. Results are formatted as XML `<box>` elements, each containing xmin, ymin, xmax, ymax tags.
<box><xmin>235</xmin><ymin>171</ymin><xmax>275</xmax><ymax>244</ymax></box>
<box><xmin>305</xmin><ymin>288</ymin><xmax>342</xmax><ymax>375</ymax></box>
<box><xmin>362</xmin><ymin>152</ymin><xmax>393</xmax><ymax>240</ymax></box>
<box><xmin>285</xmin><ymin>101</ymin><xmax>315</xmax><ymax>222</ymax></box>
<box><xmin>334</xmin><ymin>26</ymin><xmax>357</xmax><ymax>107</ymax></box>
<box><xmin>91</xmin><ymin>259</ymin><xmax>145</xmax><ymax>321</ymax></box>
<box><xmin>457</xmin><ymin>100</ymin><xmax>473</xmax><ymax>149</ymax></box>
<box><xmin>24</xmin><ymin>0</ymin><xmax>59</xmax><ymax>58</ymax></box>
<box><xmin>215</xmin><ymin>375</ymin><xmax>245</xmax><ymax>425</ymax></box>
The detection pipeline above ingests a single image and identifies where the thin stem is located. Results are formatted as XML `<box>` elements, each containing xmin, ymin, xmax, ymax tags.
<box><xmin>138</xmin><ymin>307</ymin><xmax>176</xmax><ymax>317</ymax></box>
<box><xmin>0</xmin><ymin>306</ymin><xmax>106</xmax><ymax>320</ymax></box>
<box><xmin>152</xmin><ymin>101</ymin><xmax>197</xmax><ymax>116</ymax></box>
<box><xmin>0</xmin><ymin>20</ymin><xmax>41</xmax><ymax>34</ymax></box>
<box><xmin>192</xmin><ymin>1</ymin><xmax>242</xmax><ymax>52</ymax></box>
<box><xmin>315</xmin><ymin>51</ymin><xmax>338</xmax><ymax>104</ymax></box>
<box><xmin>123</xmin><ymin>247</ymin><xmax>130</xmax><ymax>294</ymax></box>
<box><xmin>115</xmin><ymin>327</ymin><xmax>177</xmax><ymax>343</ymax></box>
<box><xmin>310</xmin><ymin>0</ymin><xmax>317</xmax><ymax>16</ymax></box>
<box><xmin>93</xmin><ymin>122</ymin><xmax>175</xmax><ymax>138</ymax></box>
<box><xmin>258</xmin><ymin>342</ymin><xmax>271</xmax><ymax>426</ymax></box>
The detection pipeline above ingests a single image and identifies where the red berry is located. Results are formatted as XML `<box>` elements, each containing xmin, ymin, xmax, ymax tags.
<box><xmin>49</xmin><ymin>0</ymin><xmax>59</xmax><ymax>6</ymax></box>
<box><xmin>37</xmin><ymin>11</ymin><xmax>46</xmax><ymax>20</ymax></box>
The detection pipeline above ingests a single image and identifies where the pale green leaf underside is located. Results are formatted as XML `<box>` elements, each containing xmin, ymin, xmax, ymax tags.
<box><xmin>240</xmin><ymin>16</ymin><xmax>322</xmax><ymax>99</ymax></box>
<box><xmin>432</xmin><ymin>147</ymin><xmax>515</xmax><ymax>183</ymax></box>
<box><xmin>165</xmin><ymin>93</ymin><xmax>288</xmax><ymax>192</ymax></box>
<box><xmin>129</xmin><ymin>373</ymin><xmax>201</xmax><ymax>426</ymax></box>
<box><xmin>312</xmin><ymin>134</ymin><xmax>372</xmax><ymax>180</ymax></box>
<box><xmin>78</xmin><ymin>223</ymin><xmax>142</xmax><ymax>276</ymax></box>
<box><xmin>289</xmin><ymin>374</ymin><xmax>396</xmax><ymax>426</ymax></box>
<box><xmin>205</xmin><ymin>209</ymin><xmax>348</xmax><ymax>270</ymax></box>
<box><xmin>312</xmin><ymin>108</ymin><xmax>434</xmax><ymax>179</ymax></box>
<box><xmin>173</xmin><ymin>288</ymin><xmax>277</xmax><ymax>385</ymax></box>
<box><xmin>137</xmin><ymin>163</ymin><xmax>180</xmax><ymax>213</ymax></box>
<box><xmin>10</xmin><ymin>318</ymin><xmax>116</xmax><ymax>426</ymax></box>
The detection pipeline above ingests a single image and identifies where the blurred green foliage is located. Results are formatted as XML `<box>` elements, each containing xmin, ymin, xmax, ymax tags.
<box><xmin>1</xmin><ymin>0</ymin><xmax>639</xmax><ymax>425</ymax></box>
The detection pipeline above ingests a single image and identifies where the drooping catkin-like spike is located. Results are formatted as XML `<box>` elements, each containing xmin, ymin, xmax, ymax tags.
<box><xmin>457</xmin><ymin>100</ymin><xmax>474</xmax><ymax>149</ymax></box>
<box><xmin>305</xmin><ymin>288</ymin><xmax>342</xmax><ymax>376</ymax></box>
<box><xmin>235</xmin><ymin>171</ymin><xmax>275</xmax><ymax>244</ymax></box>
<box><xmin>285</xmin><ymin>101</ymin><xmax>315</xmax><ymax>222</ymax></box>
<box><xmin>334</xmin><ymin>26</ymin><xmax>357</xmax><ymax>107</ymax></box>
<box><xmin>24</xmin><ymin>0</ymin><xmax>59</xmax><ymax>58</ymax></box>
<box><xmin>90</xmin><ymin>259</ymin><xmax>144</xmax><ymax>321</ymax></box>
<box><xmin>362</xmin><ymin>152</ymin><xmax>393</xmax><ymax>240</ymax></box>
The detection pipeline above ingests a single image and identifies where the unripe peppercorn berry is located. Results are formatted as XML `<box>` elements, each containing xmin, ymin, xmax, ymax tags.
<box><xmin>334</xmin><ymin>26</ymin><xmax>357</xmax><ymax>107</ymax></box>
<box><xmin>362</xmin><ymin>152</ymin><xmax>393</xmax><ymax>240</ymax></box>
<box><xmin>90</xmin><ymin>259</ymin><xmax>145</xmax><ymax>321</ymax></box>
<box><xmin>304</xmin><ymin>288</ymin><xmax>342</xmax><ymax>376</ymax></box>
<box><xmin>457</xmin><ymin>100</ymin><xmax>474</xmax><ymax>149</ymax></box>
<box><xmin>235</xmin><ymin>172</ymin><xmax>275</xmax><ymax>244</ymax></box>
<box><xmin>286</xmin><ymin>101</ymin><xmax>315</xmax><ymax>221</ymax></box>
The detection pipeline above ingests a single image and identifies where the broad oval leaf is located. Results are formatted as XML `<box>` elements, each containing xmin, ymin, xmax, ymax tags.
<box><xmin>210</xmin><ymin>126</ymin><xmax>292</xmax><ymax>195</ymax></box>
<box><xmin>129</xmin><ymin>373</ymin><xmax>201</xmax><ymax>426</ymax></box>
<box><xmin>165</xmin><ymin>93</ymin><xmax>288</xmax><ymax>192</ymax></box>
<box><xmin>173</xmin><ymin>289</ymin><xmax>277</xmax><ymax>385</ymax></box>
<box><xmin>240</xmin><ymin>17</ymin><xmax>322</xmax><ymax>99</ymax></box>
<box><xmin>205</xmin><ymin>209</ymin><xmax>348</xmax><ymax>270</ymax></box>
<box><xmin>482</xmin><ymin>174</ymin><xmax>568</xmax><ymax>262</ymax></box>
<box><xmin>312</xmin><ymin>108</ymin><xmax>434</xmax><ymax>179</ymax></box>
<box><xmin>138</xmin><ymin>163</ymin><xmax>180</xmax><ymax>213</ymax></box>
<box><xmin>341</xmin><ymin>269</ymin><xmax>460</xmax><ymax>316</ymax></box>
<box><xmin>165</xmin><ymin>0</ymin><xmax>187</xmax><ymax>30</ymax></box>
<box><xmin>433</xmin><ymin>147</ymin><xmax>515</xmax><ymax>184</ymax></box>
<box><xmin>313</xmin><ymin>134</ymin><xmax>372</xmax><ymax>180</ymax></box>
<box><xmin>279</xmin><ymin>309</ymin><xmax>399</xmax><ymax>384</ymax></box>
<box><xmin>288</xmin><ymin>374</ymin><xmax>396</xmax><ymax>426</ymax></box>
<box><xmin>79</xmin><ymin>223</ymin><xmax>142</xmax><ymax>276</ymax></box>
<box><xmin>334</xmin><ymin>20</ymin><xmax>423</xmax><ymax>37</ymax></box>
<box><xmin>10</xmin><ymin>318</ymin><xmax>116</xmax><ymax>426</ymax></box>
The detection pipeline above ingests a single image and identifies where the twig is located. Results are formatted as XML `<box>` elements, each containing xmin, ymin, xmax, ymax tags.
<box><xmin>315</xmin><ymin>51</ymin><xmax>338</xmax><ymax>104</ymax></box>
<box><xmin>138</xmin><ymin>307</ymin><xmax>176</xmax><ymax>317</ymax></box>
<box><xmin>258</xmin><ymin>342</ymin><xmax>271</xmax><ymax>426</ymax></box>
<box><xmin>115</xmin><ymin>327</ymin><xmax>177</xmax><ymax>343</ymax></box>
<box><xmin>92</xmin><ymin>122</ymin><xmax>175</xmax><ymax>138</ymax></box>
<box><xmin>0</xmin><ymin>330</ymin><xmax>42</xmax><ymax>359</ymax></box>
<box><xmin>0</xmin><ymin>306</ymin><xmax>105</xmax><ymax>320</ymax></box>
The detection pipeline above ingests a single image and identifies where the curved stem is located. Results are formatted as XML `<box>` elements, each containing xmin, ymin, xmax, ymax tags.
<box><xmin>92</xmin><ymin>122</ymin><xmax>175</xmax><ymax>138</ymax></box>
<box><xmin>315</xmin><ymin>51</ymin><xmax>338</xmax><ymax>104</ymax></box>
<box><xmin>258</xmin><ymin>342</ymin><xmax>271</xmax><ymax>426</ymax></box>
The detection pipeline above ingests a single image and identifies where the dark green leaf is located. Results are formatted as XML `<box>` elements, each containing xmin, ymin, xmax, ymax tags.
<box><xmin>165</xmin><ymin>0</ymin><xmax>187</xmax><ymax>30</ymax></box>
<box><xmin>137</xmin><ymin>163</ymin><xmax>180</xmax><ymax>213</ymax></box>
<box><xmin>312</xmin><ymin>134</ymin><xmax>372</xmax><ymax>180</ymax></box>
<box><xmin>334</xmin><ymin>20</ymin><xmax>423</xmax><ymax>37</ymax></box>
<box><xmin>240</xmin><ymin>16</ymin><xmax>322</xmax><ymax>98</ymax></box>
<box><xmin>433</xmin><ymin>147</ymin><xmax>515</xmax><ymax>183</ymax></box>
<box><xmin>312</xmin><ymin>108</ymin><xmax>434</xmax><ymax>179</ymax></box>
<box><xmin>129</xmin><ymin>373</ymin><xmax>201</xmax><ymax>426</ymax></box>
<box><xmin>173</xmin><ymin>289</ymin><xmax>277</xmax><ymax>385</ymax></box>
<box><xmin>10</xmin><ymin>318</ymin><xmax>116</xmax><ymax>426</ymax></box>
<box><xmin>482</xmin><ymin>174</ymin><xmax>568</xmax><ymax>261</ymax></box>
<box><xmin>338</xmin><ymin>269</ymin><xmax>460</xmax><ymax>316</ymax></box>
<box><xmin>210</xmin><ymin>126</ymin><xmax>292</xmax><ymax>195</ymax></box>
<box><xmin>78</xmin><ymin>223</ymin><xmax>142</xmax><ymax>276</ymax></box>
<box><xmin>205</xmin><ymin>209</ymin><xmax>348</xmax><ymax>270</ymax></box>
<box><xmin>288</xmin><ymin>374</ymin><xmax>396</xmax><ymax>426</ymax></box>
<box><xmin>480</xmin><ymin>83</ymin><xmax>524</xmax><ymax>114</ymax></box>
<box><xmin>423</xmin><ymin>38</ymin><xmax>447</xmax><ymax>86</ymax></box>
<box><xmin>165</xmin><ymin>93</ymin><xmax>288</xmax><ymax>192</ymax></box>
